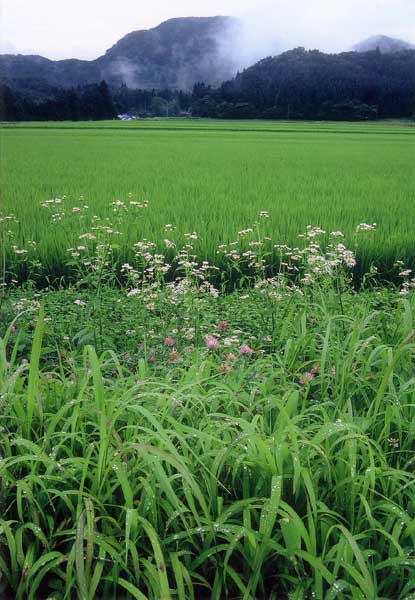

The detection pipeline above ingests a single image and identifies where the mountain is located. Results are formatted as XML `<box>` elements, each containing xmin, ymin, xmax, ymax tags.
<box><xmin>97</xmin><ymin>16</ymin><xmax>238</xmax><ymax>89</ymax></box>
<box><xmin>3</xmin><ymin>45</ymin><xmax>415</xmax><ymax>122</ymax></box>
<box><xmin>353</xmin><ymin>35</ymin><xmax>415</xmax><ymax>53</ymax></box>
<box><xmin>0</xmin><ymin>16</ymin><xmax>239</xmax><ymax>93</ymax></box>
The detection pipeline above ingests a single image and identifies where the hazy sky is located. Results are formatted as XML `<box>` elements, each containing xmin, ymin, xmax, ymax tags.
<box><xmin>1</xmin><ymin>0</ymin><xmax>414</xmax><ymax>59</ymax></box>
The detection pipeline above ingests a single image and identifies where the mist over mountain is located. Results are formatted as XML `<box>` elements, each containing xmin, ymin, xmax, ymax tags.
<box><xmin>2</xmin><ymin>15</ymin><xmax>415</xmax><ymax>97</ymax></box>
<box><xmin>98</xmin><ymin>16</ymin><xmax>241</xmax><ymax>89</ymax></box>
<box><xmin>353</xmin><ymin>35</ymin><xmax>415</xmax><ymax>54</ymax></box>
<box><xmin>0</xmin><ymin>17</ymin><xmax>243</xmax><ymax>93</ymax></box>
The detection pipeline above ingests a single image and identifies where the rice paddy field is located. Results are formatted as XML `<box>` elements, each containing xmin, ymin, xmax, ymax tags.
<box><xmin>2</xmin><ymin>119</ymin><xmax>415</xmax><ymax>600</ymax></box>
<box><xmin>1</xmin><ymin>119</ymin><xmax>415</xmax><ymax>281</ymax></box>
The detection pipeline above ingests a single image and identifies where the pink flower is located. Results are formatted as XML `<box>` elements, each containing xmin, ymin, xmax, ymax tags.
<box><xmin>227</xmin><ymin>352</ymin><xmax>236</xmax><ymax>361</ymax></box>
<box><xmin>206</xmin><ymin>337</ymin><xmax>220</xmax><ymax>350</ymax></box>
<box><xmin>44</xmin><ymin>373</ymin><xmax>52</xmax><ymax>380</ymax></box>
<box><xmin>22</xmin><ymin>358</ymin><xmax>29</xmax><ymax>365</ymax></box>
<box><xmin>148</xmin><ymin>355</ymin><xmax>156</xmax><ymax>363</ymax></box>
<box><xmin>218</xmin><ymin>320</ymin><xmax>228</xmax><ymax>330</ymax></box>
<box><xmin>299</xmin><ymin>371</ymin><xmax>315</xmax><ymax>385</ymax></box>
<box><xmin>164</xmin><ymin>337</ymin><xmax>175</xmax><ymax>347</ymax></box>
<box><xmin>219</xmin><ymin>363</ymin><xmax>230</xmax><ymax>374</ymax></box>
<box><xmin>240</xmin><ymin>344</ymin><xmax>252</xmax><ymax>355</ymax></box>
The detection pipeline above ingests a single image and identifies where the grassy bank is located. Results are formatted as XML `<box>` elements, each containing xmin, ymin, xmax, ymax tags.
<box><xmin>1</xmin><ymin>231</ymin><xmax>415</xmax><ymax>598</ymax></box>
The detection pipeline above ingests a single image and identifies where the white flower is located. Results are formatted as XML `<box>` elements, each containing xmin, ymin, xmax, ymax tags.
<box><xmin>306</xmin><ymin>226</ymin><xmax>326</xmax><ymax>238</ymax></box>
<box><xmin>356</xmin><ymin>223</ymin><xmax>376</xmax><ymax>232</ymax></box>
<box><xmin>79</xmin><ymin>233</ymin><xmax>96</xmax><ymax>240</ymax></box>
<box><xmin>238</xmin><ymin>228</ymin><xmax>253</xmax><ymax>237</ymax></box>
<box><xmin>121</xmin><ymin>263</ymin><xmax>134</xmax><ymax>271</ymax></box>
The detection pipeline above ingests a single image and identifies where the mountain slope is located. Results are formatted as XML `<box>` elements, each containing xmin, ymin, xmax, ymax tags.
<box><xmin>0</xmin><ymin>16</ymin><xmax>238</xmax><ymax>92</ymax></box>
<box><xmin>193</xmin><ymin>47</ymin><xmax>415</xmax><ymax>119</ymax></box>
<box><xmin>353</xmin><ymin>35</ymin><xmax>415</xmax><ymax>53</ymax></box>
<box><xmin>97</xmin><ymin>16</ymin><xmax>237</xmax><ymax>89</ymax></box>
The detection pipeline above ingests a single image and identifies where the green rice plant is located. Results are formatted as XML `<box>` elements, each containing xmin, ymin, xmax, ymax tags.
<box><xmin>1</xmin><ymin>119</ymin><xmax>414</xmax><ymax>283</ymax></box>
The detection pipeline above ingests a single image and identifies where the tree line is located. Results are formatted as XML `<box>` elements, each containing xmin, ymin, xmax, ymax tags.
<box><xmin>0</xmin><ymin>81</ymin><xmax>117</xmax><ymax>121</ymax></box>
<box><xmin>0</xmin><ymin>80</ymin><xmax>194</xmax><ymax>121</ymax></box>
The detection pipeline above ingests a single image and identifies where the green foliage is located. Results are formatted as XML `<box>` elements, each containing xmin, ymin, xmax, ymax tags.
<box><xmin>1</xmin><ymin>273</ymin><xmax>415</xmax><ymax>598</ymax></box>
<box><xmin>1</xmin><ymin>218</ymin><xmax>415</xmax><ymax>599</ymax></box>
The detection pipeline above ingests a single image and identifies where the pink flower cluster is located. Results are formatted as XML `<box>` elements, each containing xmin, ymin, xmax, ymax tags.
<box><xmin>206</xmin><ymin>337</ymin><xmax>220</xmax><ymax>350</ymax></box>
<box><xmin>298</xmin><ymin>363</ymin><xmax>321</xmax><ymax>385</ymax></box>
<box><xmin>298</xmin><ymin>371</ymin><xmax>315</xmax><ymax>385</ymax></box>
<box><xmin>240</xmin><ymin>344</ymin><xmax>252</xmax><ymax>355</ymax></box>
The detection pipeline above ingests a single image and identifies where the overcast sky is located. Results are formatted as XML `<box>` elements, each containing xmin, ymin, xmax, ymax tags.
<box><xmin>0</xmin><ymin>0</ymin><xmax>414</xmax><ymax>59</ymax></box>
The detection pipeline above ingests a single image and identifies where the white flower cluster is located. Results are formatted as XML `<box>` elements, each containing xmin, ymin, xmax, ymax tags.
<box><xmin>356</xmin><ymin>223</ymin><xmax>376</xmax><ymax>232</ymax></box>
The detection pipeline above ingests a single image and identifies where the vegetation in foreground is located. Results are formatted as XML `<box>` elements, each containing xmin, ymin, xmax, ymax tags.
<box><xmin>1</xmin><ymin>217</ymin><xmax>415</xmax><ymax>599</ymax></box>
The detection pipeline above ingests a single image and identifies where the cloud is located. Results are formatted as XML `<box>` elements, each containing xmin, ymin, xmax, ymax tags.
<box><xmin>229</xmin><ymin>0</ymin><xmax>415</xmax><ymax>55</ymax></box>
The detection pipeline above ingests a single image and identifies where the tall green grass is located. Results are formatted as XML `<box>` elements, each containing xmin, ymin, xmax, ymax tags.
<box><xmin>1</xmin><ymin>275</ymin><xmax>415</xmax><ymax>598</ymax></box>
